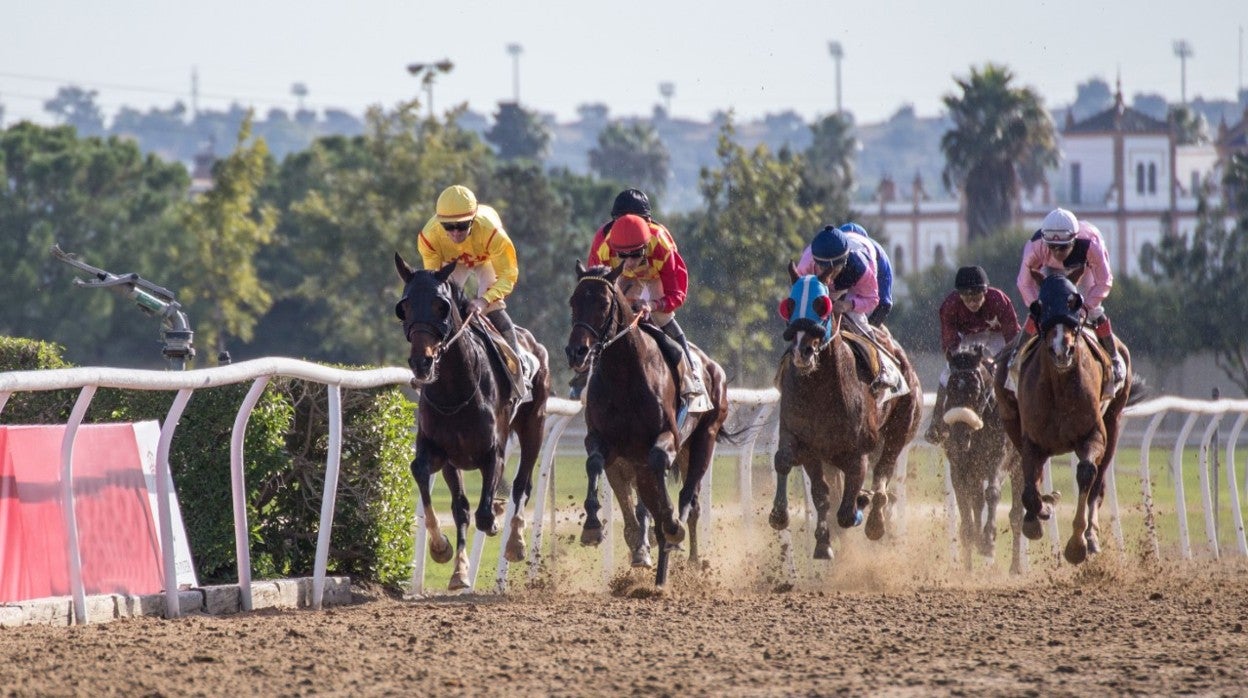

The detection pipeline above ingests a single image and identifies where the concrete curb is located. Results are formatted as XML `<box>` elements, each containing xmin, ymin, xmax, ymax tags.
<box><xmin>0</xmin><ymin>576</ymin><xmax>352</xmax><ymax>628</ymax></box>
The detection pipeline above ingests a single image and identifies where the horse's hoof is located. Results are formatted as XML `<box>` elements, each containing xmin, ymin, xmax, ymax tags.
<box><xmin>813</xmin><ymin>543</ymin><xmax>833</xmax><ymax>560</ymax></box>
<box><xmin>476</xmin><ymin>511</ymin><xmax>499</xmax><ymax>537</ymax></box>
<box><xmin>448</xmin><ymin>572</ymin><xmax>471</xmax><ymax>591</ymax></box>
<box><xmin>664</xmin><ymin>520</ymin><xmax>686</xmax><ymax>545</ymax></box>
<box><xmin>580</xmin><ymin>524</ymin><xmax>604</xmax><ymax>547</ymax></box>
<box><xmin>855</xmin><ymin>491</ymin><xmax>872</xmax><ymax>510</ymax></box>
<box><xmin>1085</xmin><ymin>531</ymin><xmax>1102</xmax><ymax>555</ymax></box>
<box><xmin>978</xmin><ymin>535</ymin><xmax>997</xmax><ymax>558</ymax></box>
<box><xmin>839</xmin><ymin>509</ymin><xmax>865</xmax><ymax>529</ymax></box>
<box><xmin>631</xmin><ymin>548</ymin><xmax>653</xmax><ymax>568</ymax></box>
<box><xmin>1021</xmin><ymin>519</ymin><xmax>1044</xmax><ymax>540</ymax></box>
<box><xmin>1038</xmin><ymin>503</ymin><xmax>1053</xmax><ymax>521</ymax></box>
<box><xmin>864</xmin><ymin>493</ymin><xmax>888</xmax><ymax>541</ymax></box>
<box><xmin>768</xmin><ymin>507</ymin><xmax>790</xmax><ymax>531</ymax></box>
<box><xmin>429</xmin><ymin>533</ymin><xmax>454</xmax><ymax>564</ymax></box>
<box><xmin>505</xmin><ymin>524</ymin><xmax>527</xmax><ymax>563</ymax></box>
<box><xmin>1064</xmin><ymin>537</ymin><xmax>1088</xmax><ymax>565</ymax></box>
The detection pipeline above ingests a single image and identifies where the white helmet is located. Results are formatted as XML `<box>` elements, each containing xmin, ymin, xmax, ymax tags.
<box><xmin>1040</xmin><ymin>208</ymin><xmax>1078</xmax><ymax>244</ymax></box>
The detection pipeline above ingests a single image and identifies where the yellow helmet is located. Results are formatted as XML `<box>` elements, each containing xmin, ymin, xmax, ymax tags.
<box><xmin>436</xmin><ymin>185</ymin><xmax>478</xmax><ymax>222</ymax></box>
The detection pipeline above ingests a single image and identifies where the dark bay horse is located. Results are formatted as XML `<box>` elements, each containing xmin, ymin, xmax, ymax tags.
<box><xmin>394</xmin><ymin>254</ymin><xmax>551</xmax><ymax>590</ymax></box>
<box><xmin>940</xmin><ymin>346</ymin><xmax>1024</xmax><ymax>573</ymax></box>
<box><xmin>771</xmin><ymin>264</ymin><xmax>922</xmax><ymax>559</ymax></box>
<box><xmin>564</xmin><ymin>261</ymin><xmax>730</xmax><ymax>586</ymax></box>
<box><xmin>993</xmin><ymin>275</ymin><xmax>1132</xmax><ymax>565</ymax></box>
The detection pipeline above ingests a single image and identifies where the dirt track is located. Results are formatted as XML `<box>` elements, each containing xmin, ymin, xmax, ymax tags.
<box><xmin>2</xmin><ymin>537</ymin><xmax>1246</xmax><ymax>697</ymax></box>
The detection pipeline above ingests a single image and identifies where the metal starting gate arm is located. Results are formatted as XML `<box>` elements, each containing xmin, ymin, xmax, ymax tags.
<box><xmin>50</xmin><ymin>244</ymin><xmax>196</xmax><ymax>369</ymax></box>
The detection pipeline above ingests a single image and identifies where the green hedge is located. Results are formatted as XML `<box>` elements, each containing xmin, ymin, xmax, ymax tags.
<box><xmin>0</xmin><ymin>338</ymin><xmax>415</xmax><ymax>587</ymax></box>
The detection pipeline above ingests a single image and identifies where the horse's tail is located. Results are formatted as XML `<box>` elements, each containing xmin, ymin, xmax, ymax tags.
<box><xmin>1127</xmin><ymin>374</ymin><xmax>1151</xmax><ymax>406</ymax></box>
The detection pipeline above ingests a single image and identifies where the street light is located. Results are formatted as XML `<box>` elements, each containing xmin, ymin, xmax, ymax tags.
<box><xmin>406</xmin><ymin>59</ymin><xmax>454</xmax><ymax>117</ymax></box>
<box><xmin>828</xmin><ymin>41</ymin><xmax>844</xmax><ymax>116</ymax></box>
<box><xmin>659</xmin><ymin>82</ymin><xmax>675</xmax><ymax>115</ymax></box>
<box><xmin>1173</xmin><ymin>39</ymin><xmax>1193</xmax><ymax>106</ymax></box>
<box><xmin>506</xmin><ymin>43</ymin><xmax>523</xmax><ymax>103</ymax></box>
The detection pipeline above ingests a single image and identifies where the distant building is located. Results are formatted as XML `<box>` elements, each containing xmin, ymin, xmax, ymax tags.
<box><xmin>871</xmin><ymin>85</ymin><xmax>1242</xmax><ymax>278</ymax></box>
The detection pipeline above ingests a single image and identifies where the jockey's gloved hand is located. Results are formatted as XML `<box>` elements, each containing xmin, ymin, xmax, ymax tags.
<box><xmin>632</xmin><ymin>300</ymin><xmax>655</xmax><ymax>318</ymax></box>
<box><xmin>832</xmin><ymin>298</ymin><xmax>853</xmax><ymax>314</ymax></box>
<box><xmin>467</xmin><ymin>298</ymin><xmax>488</xmax><ymax>316</ymax></box>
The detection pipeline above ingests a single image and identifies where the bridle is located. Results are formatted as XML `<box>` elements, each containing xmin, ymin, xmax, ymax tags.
<box><xmin>571</xmin><ymin>276</ymin><xmax>642</xmax><ymax>361</ymax></box>
<box><xmin>949</xmin><ymin>360</ymin><xmax>994</xmax><ymax>417</ymax></box>
<box><xmin>397</xmin><ymin>280</ymin><xmax>484</xmax><ymax>414</ymax></box>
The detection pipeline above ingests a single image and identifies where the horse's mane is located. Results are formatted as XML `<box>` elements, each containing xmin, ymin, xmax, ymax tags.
<box><xmin>948</xmin><ymin>347</ymin><xmax>988</xmax><ymax>372</ymax></box>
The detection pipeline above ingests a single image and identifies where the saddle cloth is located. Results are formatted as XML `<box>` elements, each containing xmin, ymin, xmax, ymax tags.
<box><xmin>841</xmin><ymin>329</ymin><xmax>910</xmax><ymax>405</ymax></box>
<box><xmin>638</xmin><ymin>323</ymin><xmax>713</xmax><ymax>415</ymax></box>
<box><xmin>1006</xmin><ymin>329</ymin><xmax>1119</xmax><ymax>404</ymax></box>
<box><xmin>472</xmin><ymin>320</ymin><xmax>537</xmax><ymax>407</ymax></box>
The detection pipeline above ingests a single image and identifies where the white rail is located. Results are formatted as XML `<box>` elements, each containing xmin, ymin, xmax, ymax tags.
<box><xmin>3</xmin><ymin>360</ymin><xmax>1246</xmax><ymax>619</ymax></box>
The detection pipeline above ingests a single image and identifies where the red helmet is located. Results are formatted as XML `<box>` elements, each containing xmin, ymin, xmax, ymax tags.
<box><xmin>607</xmin><ymin>214</ymin><xmax>653</xmax><ymax>252</ymax></box>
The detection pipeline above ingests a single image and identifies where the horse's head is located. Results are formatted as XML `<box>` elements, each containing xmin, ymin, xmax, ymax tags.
<box><xmin>1032</xmin><ymin>274</ymin><xmax>1084</xmax><ymax>371</ymax></box>
<box><xmin>565</xmin><ymin>260</ymin><xmax>626</xmax><ymax>373</ymax></box>
<box><xmin>394</xmin><ymin>253</ymin><xmax>465</xmax><ymax>384</ymax></box>
<box><xmin>943</xmin><ymin>345</ymin><xmax>992</xmax><ymax>445</ymax></box>
<box><xmin>779</xmin><ymin>261</ymin><xmax>839</xmax><ymax>373</ymax></box>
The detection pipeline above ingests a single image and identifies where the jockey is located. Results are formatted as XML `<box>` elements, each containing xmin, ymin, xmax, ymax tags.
<box><xmin>796</xmin><ymin>225</ymin><xmax>895</xmax><ymax>392</ymax></box>
<box><xmin>1017</xmin><ymin>208</ymin><xmax>1124</xmax><ymax>384</ymax></box>
<box><xmin>924</xmin><ymin>265</ymin><xmax>1021</xmax><ymax>444</ymax></box>
<box><xmin>417</xmin><ymin>184</ymin><xmax>528</xmax><ymax>399</ymax></box>
<box><xmin>838</xmin><ymin>222</ymin><xmax>895</xmax><ymax>327</ymax></box>
<box><xmin>587</xmin><ymin>212</ymin><xmax>706</xmax><ymax>400</ymax></box>
<box><xmin>585</xmin><ymin>188</ymin><xmax>653</xmax><ymax>259</ymax></box>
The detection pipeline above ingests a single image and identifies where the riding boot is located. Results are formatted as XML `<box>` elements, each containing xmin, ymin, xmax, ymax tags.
<box><xmin>660</xmin><ymin>318</ymin><xmax>705</xmax><ymax>399</ymax></box>
<box><xmin>568</xmin><ymin>370</ymin><xmax>588</xmax><ymax>400</ymax></box>
<box><xmin>488</xmin><ymin>309</ymin><xmax>530</xmax><ymax>402</ymax></box>
<box><xmin>1098</xmin><ymin>334</ymin><xmax>1125</xmax><ymax>386</ymax></box>
<box><xmin>924</xmin><ymin>384</ymin><xmax>949</xmax><ymax>445</ymax></box>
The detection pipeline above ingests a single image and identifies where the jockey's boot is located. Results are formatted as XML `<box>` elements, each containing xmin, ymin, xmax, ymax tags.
<box><xmin>661</xmin><ymin>318</ymin><xmax>705</xmax><ymax>400</ymax></box>
<box><xmin>1098</xmin><ymin>334</ymin><xmax>1125</xmax><ymax>386</ymax></box>
<box><xmin>924</xmin><ymin>384</ymin><xmax>949</xmax><ymax>445</ymax></box>
<box><xmin>568</xmin><ymin>370</ymin><xmax>587</xmax><ymax>400</ymax></box>
<box><xmin>488</xmin><ymin>309</ymin><xmax>530</xmax><ymax>402</ymax></box>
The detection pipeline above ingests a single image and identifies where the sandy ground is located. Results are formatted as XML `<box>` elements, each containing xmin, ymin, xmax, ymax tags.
<box><xmin>3</xmin><ymin>523</ymin><xmax>1247</xmax><ymax>697</ymax></box>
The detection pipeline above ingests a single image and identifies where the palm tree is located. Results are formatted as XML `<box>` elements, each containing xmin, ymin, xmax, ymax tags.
<box><xmin>941</xmin><ymin>64</ymin><xmax>1057</xmax><ymax>241</ymax></box>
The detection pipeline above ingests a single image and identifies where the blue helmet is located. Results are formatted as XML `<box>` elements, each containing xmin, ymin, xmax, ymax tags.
<box><xmin>810</xmin><ymin>226</ymin><xmax>850</xmax><ymax>262</ymax></box>
<box><xmin>838</xmin><ymin>222</ymin><xmax>868</xmax><ymax>237</ymax></box>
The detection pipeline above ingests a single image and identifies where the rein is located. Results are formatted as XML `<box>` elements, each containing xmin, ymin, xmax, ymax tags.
<box><xmin>573</xmin><ymin>277</ymin><xmax>642</xmax><ymax>358</ymax></box>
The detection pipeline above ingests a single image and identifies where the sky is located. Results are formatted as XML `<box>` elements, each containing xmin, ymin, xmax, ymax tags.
<box><xmin>2</xmin><ymin>0</ymin><xmax>1246</xmax><ymax>129</ymax></box>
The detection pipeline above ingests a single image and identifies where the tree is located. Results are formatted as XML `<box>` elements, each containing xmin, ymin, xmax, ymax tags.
<box><xmin>677</xmin><ymin>119</ymin><xmax>824</xmax><ymax>384</ymax></box>
<box><xmin>43</xmin><ymin>86</ymin><xmax>106</xmax><ymax>137</ymax></box>
<box><xmin>1168</xmin><ymin>105</ymin><xmax>1209</xmax><ymax>146</ymax></box>
<box><xmin>485</xmin><ymin>101</ymin><xmax>551</xmax><ymax>161</ymax></box>
<box><xmin>800</xmin><ymin>113</ymin><xmax>857</xmax><ymax>220</ymax></box>
<box><xmin>1142</xmin><ymin>154</ymin><xmax>1248</xmax><ymax>394</ymax></box>
<box><xmin>588</xmin><ymin>121</ymin><xmax>670</xmax><ymax>201</ymax></box>
<box><xmin>0</xmin><ymin>123</ymin><xmax>189</xmax><ymax>366</ymax></box>
<box><xmin>941</xmin><ymin>64</ymin><xmax>1057</xmax><ymax>241</ymax></box>
<box><xmin>175</xmin><ymin>113</ymin><xmax>278</xmax><ymax>361</ymax></box>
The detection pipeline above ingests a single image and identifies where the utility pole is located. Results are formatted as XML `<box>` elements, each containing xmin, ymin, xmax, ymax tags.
<box><xmin>406</xmin><ymin>59</ymin><xmax>454</xmax><ymax>118</ymax></box>
<box><xmin>828</xmin><ymin>41</ymin><xmax>844</xmax><ymax>116</ymax></box>
<box><xmin>506</xmin><ymin>43</ymin><xmax>523</xmax><ymax>103</ymax></box>
<box><xmin>659</xmin><ymin>82</ymin><xmax>675</xmax><ymax>115</ymax></box>
<box><xmin>1173</xmin><ymin>39</ymin><xmax>1193</xmax><ymax>106</ymax></box>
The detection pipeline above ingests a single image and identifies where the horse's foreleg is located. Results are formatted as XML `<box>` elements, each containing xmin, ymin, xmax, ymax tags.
<box><xmin>1006</xmin><ymin>453</ymin><xmax>1026</xmax><ymax>575</ymax></box>
<box><xmin>980</xmin><ymin>467</ymin><xmax>1003</xmax><ymax>559</ymax></box>
<box><xmin>1019</xmin><ymin>442</ymin><xmax>1049</xmax><ymax>540</ymax></box>
<box><xmin>770</xmin><ymin>438</ymin><xmax>795</xmax><ymax>530</ymax></box>
<box><xmin>505</xmin><ymin>422</ymin><xmax>542</xmax><ymax>562</ymax></box>
<box><xmin>475</xmin><ymin>447</ymin><xmax>503</xmax><ymax>537</ymax></box>
<box><xmin>580</xmin><ymin>431</ymin><xmax>607</xmax><ymax>546</ymax></box>
<box><xmin>677</xmin><ymin>427</ymin><xmax>716</xmax><ymax>564</ymax></box>
<box><xmin>807</xmin><ymin>464</ymin><xmax>834</xmax><ymax>560</ymax></box>
<box><xmin>1066</xmin><ymin>435</ymin><xmax>1107</xmax><ymax>565</ymax></box>
<box><xmin>647</xmin><ymin>431</ymin><xmax>682</xmax><ymax>543</ymax></box>
<box><xmin>836</xmin><ymin>454</ymin><xmax>868</xmax><ymax>530</ymax></box>
<box><xmin>443</xmin><ymin>467</ymin><xmax>472</xmax><ymax>590</ymax></box>
<box><xmin>951</xmin><ymin>472</ymin><xmax>976</xmax><ymax>571</ymax></box>
<box><xmin>411</xmin><ymin>441</ymin><xmax>453</xmax><ymax>565</ymax></box>
<box><xmin>603</xmin><ymin>463</ymin><xmax>649</xmax><ymax>567</ymax></box>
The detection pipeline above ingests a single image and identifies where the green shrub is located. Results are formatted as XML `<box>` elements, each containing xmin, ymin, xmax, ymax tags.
<box><xmin>1</xmin><ymin>338</ymin><xmax>415</xmax><ymax>587</ymax></box>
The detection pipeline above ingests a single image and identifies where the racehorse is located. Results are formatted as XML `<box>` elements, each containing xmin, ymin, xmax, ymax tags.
<box><xmin>565</xmin><ymin>261</ymin><xmax>730</xmax><ymax>587</ymax></box>
<box><xmin>770</xmin><ymin>263</ymin><xmax>922</xmax><ymax>559</ymax></box>
<box><xmin>394</xmin><ymin>254</ymin><xmax>551</xmax><ymax>590</ymax></box>
<box><xmin>993</xmin><ymin>274</ymin><xmax>1132</xmax><ymax>565</ymax></box>
<box><xmin>939</xmin><ymin>345</ymin><xmax>1024</xmax><ymax>573</ymax></box>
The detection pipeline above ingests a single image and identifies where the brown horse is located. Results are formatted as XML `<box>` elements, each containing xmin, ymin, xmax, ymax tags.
<box><xmin>394</xmin><ymin>254</ymin><xmax>551</xmax><ymax>590</ymax></box>
<box><xmin>940</xmin><ymin>346</ymin><xmax>1024</xmax><ymax>573</ymax></box>
<box><xmin>993</xmin><ymin>274</ymin><xmax>1131</xmax><ymax>565</ymax></box>
<box><xmin>770</xmin><ymin>263</ymin><xmax>922</xmax><ymax>559</ymax></box>
<box><xmin>564</xmin><ymin>261</ymin><xmax>729</xmax><ymax>586</ymax></box>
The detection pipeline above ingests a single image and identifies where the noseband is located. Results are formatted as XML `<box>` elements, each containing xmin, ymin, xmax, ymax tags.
<box><xmin>572</xmin><ymin>277</ymin><xmax>641</xmax><ymax>359</ymax></box>
<box><xmin>399</xmin><ymin>283</ymin><xmax>475</xmax><ymax>371</ymax></box>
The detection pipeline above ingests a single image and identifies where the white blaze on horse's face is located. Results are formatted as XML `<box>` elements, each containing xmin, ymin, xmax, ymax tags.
<box><xmin>1048</xmin><ymin>324</ymin><xmax>1076</xmax><ymax>370</ymax></box>
<box><xmin>791</xmin><ymin>330</ymin><xmax>822</xmax><ymax>373</ymax></box>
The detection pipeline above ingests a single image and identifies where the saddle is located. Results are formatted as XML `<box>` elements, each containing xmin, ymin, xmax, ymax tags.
<box><xmin>471</xmin><ymin>320</ymin><xmax>536</xmax><ymax>408</ymax></box>
<box><xmin>1006</xmin><ymin>329</ymin><xmax>1117</xmax><ymax>402</ymax></box>
<box><xmin>841</xmin><ymin>328</ymin><xmax>909</xmax><ymax>404</ymax></box>
<box><xmin>638</xmin><ymin>323</ymin><xmax>712</xmax><ymax>416</ymax></box>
